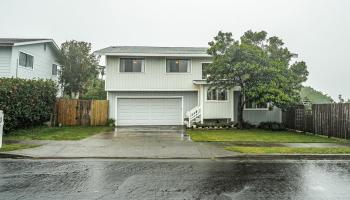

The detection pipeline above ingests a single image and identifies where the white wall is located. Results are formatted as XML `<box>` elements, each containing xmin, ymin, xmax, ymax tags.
<box><xmin>202</xmin><ymin>85</ymin><xmax>234</xmax><ymax>120</ymax></box>
<box><xmin>105</xmin><ymin>56</ymin><xmax>211</xmax><ymax>91</ymax></box>
<box><xmin>233</xmin><ymin>91</ymin><xmax>282</xmax><ymax>124</ymax></box>
<box><xmin>10</xmin><ymin>43</ymin><xmax>59</xmax><ymax>80</ymax></box>
<box><xmin>0</xmin><ymin>47</ymin><xmax>12</xmax><ymax>77</ymax></box>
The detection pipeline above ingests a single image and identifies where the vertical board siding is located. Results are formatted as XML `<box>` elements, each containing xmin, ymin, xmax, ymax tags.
<box><xmin>105</xmin><ymin>56</ymin><xmax>211</xmax><ymax>90</ymax></box>
<box><xmin>55</xmin><ymin>99</ymin><xmax>108</xmax><ymax>126</ymax></box>
<box><xmin>283</xmin><ymin>104</ymin><xmax>350</xmax><ymax>140</ymax></box>
<box><xmin>10</xmin><ymin>44</ymin><xmax>58</xmax><ymax>80</ymax></box>
<box><xmin>233</xmin><ymin>91</ymin><xmax>282</xmax><ymax>124</ymax></box>
<box><xmin>203</xmin><ymin>86</ymin><xmax>233</xmax><ymax>119</ymax></box>
<box><xmin>0</xmin><ymin>47</ymin><xmax>12</xmax><ymax>77</ymax></box>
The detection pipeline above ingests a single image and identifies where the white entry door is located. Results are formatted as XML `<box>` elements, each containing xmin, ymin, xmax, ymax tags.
<box><xmin>117</xmin><ymin>98</ymin><xmax>182</xmax><ymax>126</ymax></box>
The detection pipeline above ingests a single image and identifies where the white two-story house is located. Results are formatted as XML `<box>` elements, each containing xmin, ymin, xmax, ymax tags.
<box><xmin>95</xmin><ymin>46</ymin><xmax>282</xmax><ymax>126</ymax></box>
<box><xmin>0</xmin><ymin>38</ymin><xmax>60</xmax><ymax>81</ymax></box>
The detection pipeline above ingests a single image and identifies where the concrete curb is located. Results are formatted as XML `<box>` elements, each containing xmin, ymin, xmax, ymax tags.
<box><xmin>0</xmin><ymin>153</ymin><xmax>33</xmax><ymax>159</ymax></box>
<box><xmin>1</xmin><ymin>153</ymin><xmax>350</xmax><ymax>160</ymax></box>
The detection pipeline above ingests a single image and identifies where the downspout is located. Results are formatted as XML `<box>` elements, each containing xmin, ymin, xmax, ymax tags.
<box><xmin>200</xmin><ymin>85</ymin><xmax>204</xmax><ymax>123</ymax></box>
<box><xmin>16</xmin><ymin>58</ymin><xmax>18</xmax><ymax>78</ymax></box>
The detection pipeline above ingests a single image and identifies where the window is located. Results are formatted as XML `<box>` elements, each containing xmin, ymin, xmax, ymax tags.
<box><xmin>207</xmin><ymin>89</ymin><xmax>228</xmax><ymax>101</ymax></box>
<box><xmin>120</xmin><ymin>58</ymin><xmax>144</xmax><ymax>72</ymax></box>
<box><xmin>52</xmin><ymin>64</ymin><xmax>58</xmax><ymax>75</ymax></box>
<box><xmin>202</xmin><ymin>63</ymin><xmax>211</xmax><ymax>79</ymax></box>
<box><xmin>245</xmin><ymin>101</ymin><xmax>268</xmax><ymax>109</ymax></box>
<box><xmin>19</xmin><ymin>52</ymin><xmax>34</xmax><ymax>69</ymax></box>
<box><xmin>166</xmin><ymin>59</ymin><xmax>190</xmax><ymax>73</ymax></box>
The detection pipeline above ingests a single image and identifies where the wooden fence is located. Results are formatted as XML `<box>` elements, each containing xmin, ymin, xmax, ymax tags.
<box><xmin>52</xmin><ymin>99</ymin><xmax>109</xmax><ymax>126</ymax></box>
<box><xmin>283</xmin><ymin>103</ymin><xmax>350</xmax><ymax>140</ymax></box>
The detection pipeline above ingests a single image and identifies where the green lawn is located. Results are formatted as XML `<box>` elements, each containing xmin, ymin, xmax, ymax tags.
<box><xmin>0</xmin><ymin>144</ymin><xmax>40</xmax><ymax>152</ymax></box>
<box><xmin>225</xmin><ymin>146</ymin><xmax>350</xmax><ymax>154</ymax></box>
<box><xmin>4</xmin><ymin>126</ymin><xmax>113</xmax><ymax>141</ymax></box>
<box><xmin>188</xmin><ymin>129</ymin><xmax>342</xmax><ymax>143</ymax></box>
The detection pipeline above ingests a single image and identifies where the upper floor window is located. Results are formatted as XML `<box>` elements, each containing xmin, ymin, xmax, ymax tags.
<box><xmin>245</xmin><ymin>101</ymin><xmax>268</xmax><ymax>109</ymax></box>
<box><xmin>120</xmin><ymin>58</ymin><xmax>144</xmax><ymax>72</ymax></box>
<box><xmin>202</xmin><ymin>63</ymin><xmax>211</xmax><ymax>79</ymax></box>
<box><xmin>166</xmin><ymin>59</ymin><xmax>190</xmax><ymax>73</ymax></box>
<box><xmin>52</xmin><ymin>64</ymin><xmax>58</xmax><ymax>75</ymax></box>
<box><xmin>19</xmin><ymin>52</ymin><xmax>34</xmax><ymax>69</ymax></box>
<box><xmin>207</xmin><ymin>89</ymin><xmax>228</xmax><ymax>101</ymax></box>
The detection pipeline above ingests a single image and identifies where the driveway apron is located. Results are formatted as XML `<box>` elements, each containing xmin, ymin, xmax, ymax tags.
<box><xmin>7</xmin><ymin>126</ymin><xmax>238</xmax><ymax>158</ymax></box>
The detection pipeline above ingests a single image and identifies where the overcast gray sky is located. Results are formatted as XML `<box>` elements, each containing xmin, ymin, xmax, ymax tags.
<box><xmin>1</xmin><ymin>0</ymin><xmax>349</xmax><ymax>100</ymax></box>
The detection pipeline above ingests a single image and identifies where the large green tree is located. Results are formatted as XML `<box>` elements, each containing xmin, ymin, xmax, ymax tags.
<box><xmin>58</xmin><ymin>40</ymin><xmax>99</xmax><ymax>99</ymax></box>
<box><xmin>81</xmin><ymin>77</ymin><xmax>106</xmax><ymax>100</ymax></box>
<box><xmin>207</xmin><ymin>30</ymin><xmax>308</xmax><ymax>128</ymax></box>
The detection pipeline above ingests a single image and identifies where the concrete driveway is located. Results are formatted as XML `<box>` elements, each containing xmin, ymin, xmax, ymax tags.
<box><xmin>7</xmin><ymin>126</ymin><xmax>238</xmax><ymax>158</ymax></box>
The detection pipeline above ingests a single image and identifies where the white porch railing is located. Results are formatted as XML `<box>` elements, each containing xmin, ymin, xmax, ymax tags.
<box><xmin>186</xmin><ymin>106</ymin><xmax>201</xmax><ymax>127</ymax></box>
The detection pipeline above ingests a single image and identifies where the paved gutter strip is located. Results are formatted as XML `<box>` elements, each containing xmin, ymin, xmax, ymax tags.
<box><xmin>0</xmin><ymin>153</ymin><xmax>33</xmax><ymax>159</ymax></box>
<box><xmin>2</xmin><ymin>153</ymin><xmax>350</xmax><ymax>160</ymax></box>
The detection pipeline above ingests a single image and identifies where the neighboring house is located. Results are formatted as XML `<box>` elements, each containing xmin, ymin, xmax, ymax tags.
<box><xmin>0</xmin><ymin>38</ymin><xmax>60</xmax><ymax>81</ymax></box>
<box><xmin>95</xmin><ymin>46</ymin><xmax>282</xmax><ymax>126</ymax></box>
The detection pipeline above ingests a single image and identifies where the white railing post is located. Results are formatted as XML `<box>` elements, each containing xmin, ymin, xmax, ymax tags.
<box><xmin>0</xmin><ymin>110</ymin><xmax>3</xmax><ymax>148</ymax></box>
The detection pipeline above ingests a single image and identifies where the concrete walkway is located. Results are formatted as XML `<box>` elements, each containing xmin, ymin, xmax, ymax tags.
<box><xmin>7</xmin><ymin>126</ymin><xmax>238</xmax><ymax>158</ymax></box>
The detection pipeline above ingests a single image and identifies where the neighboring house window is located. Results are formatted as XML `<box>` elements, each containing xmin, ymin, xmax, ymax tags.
<box><xmin>120</xmin><ymin>58</ymin><xmax>144</xmax><ymax>72</ymax></box>
<box><xmin>207</xmin><ymin>89</ymin><xmax>228</xmax><ymax>101</ymax></box>
<box><xmin>245</xmin><ymin>100</ymin><xmax>268</xmax><ymax>109</ymax></box>
<box><xmin>19</xmin><ymin>52</ymin><xmax>34</xmax><ymax>69</ymax></box>
<box><xmin>166</xmin><ymin>59</ymin><xmax>190</xmax><ymax>73</ymax></box>
<box><xmin>202</xmin><ymin>63</ymin><xmax>211</xmax><ymax>79</ymax></box>
<box><xmin>52</xmin><ymin>64</ymin><xmax>58</xmax><ymax>75</ymax></box>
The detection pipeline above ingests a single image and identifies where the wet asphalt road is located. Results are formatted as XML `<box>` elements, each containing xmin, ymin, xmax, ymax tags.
<box><xmin>0</xmin><ymin>159</ymin><xmax>350</xmax><ymax>200</ymax></box>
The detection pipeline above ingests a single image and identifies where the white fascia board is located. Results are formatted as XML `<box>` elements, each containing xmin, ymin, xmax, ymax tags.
<box><xmin>96</xmin><ymin>52</ymin><xmax>212</xmax><ymax>58</ymax></box>
<box><xmin>193</xmin><ymin>80</ymin><xmax>241</xmax><ymax>91</ymax></box>
<box><xmin>13</xmin><ymin>40</ymin><xmax>60</xmax><ymax>51</ymax></box>
<box><xmin>105</xmin><ymin>89</ymin><xmax>199</xmax><ymax>92</ymax></box>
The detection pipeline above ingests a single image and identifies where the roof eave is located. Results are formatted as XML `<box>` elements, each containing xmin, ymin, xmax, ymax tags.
<box><xmin>0</xmin><ymin>44</ymin><xmax>14</xmax><ymax>47</ymax></box>
<box><xmin>94</xmin><ymin>52</ymin><xmax>212</xmax><ymax>58</ymax></box>
<box><xmin>13</xmin><ymin>39</ymin><xmax>60</xmax><ymax>52</ymax></box>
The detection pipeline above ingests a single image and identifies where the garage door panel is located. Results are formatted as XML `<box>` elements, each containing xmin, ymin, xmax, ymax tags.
<box><xmin>117</xmin><ymin>98</ymin><xmax>182</xmax><ymax>125</ymax></box>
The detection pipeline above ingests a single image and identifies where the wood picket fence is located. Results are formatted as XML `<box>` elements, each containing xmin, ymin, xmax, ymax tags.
<box><xmin>52</xmin><ymin>99</ymin><xmax>109</xmax><ymax>126</ymax></box>
<box><xmin>283</xmin><ymin>103</ymin><xmax>350</xmax><ymax>140</ymax></box>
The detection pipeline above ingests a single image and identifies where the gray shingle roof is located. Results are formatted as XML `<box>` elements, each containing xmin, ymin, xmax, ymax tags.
<box><xmin>0</xmin><ymin>38</ymin><xmax>50</xmax><ymax>46</ymax></box>
<box><xmin>95</xmin><ymin>46</ymin><xmax>210</xmax><ymax>57</ymax></box>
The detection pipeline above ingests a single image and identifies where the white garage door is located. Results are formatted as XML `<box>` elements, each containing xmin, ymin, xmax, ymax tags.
<box><xmin>117</xmin><ymin>98</ymin><xmax>182</xmax><ymax>126</ymax></box>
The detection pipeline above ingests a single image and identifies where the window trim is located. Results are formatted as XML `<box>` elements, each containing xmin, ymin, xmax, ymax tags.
<box><xmin>205</xmin><ymin>88</ymin><xmax>229</xmax><ymax>102</ymax></box>
<box><xmin>201</xmin><ymin>62</ymin><xmax>212</xmax><ymax>79</ymax></box>
<box><xmin>18</xmin><ymin>51</ymin><xmax>34</xmax><ymax>70</ymax></box>
<box><xmin>52</xmin><ymin>63</ymin><xmax>59</xmax><ymax>76</ymax></box>
<box><xmin>244</xmin><ymin>100</ymin><xmax>269</xmax><ymax>111</ymax></box>
<box><xmin>119</xmin><ymin>57</ymin><xmax>145</xmax><ymax>73</ymax></box>
<box><xmin>165</xmin><ymin>58</ymin><xmax>192</xmax><ymax>74</ymax></box>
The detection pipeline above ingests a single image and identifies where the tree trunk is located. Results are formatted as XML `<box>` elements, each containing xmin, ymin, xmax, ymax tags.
<box><xmin>236</xmin><ymin>92</ymin><xmax>245</xmax><ymax>129</ymax></box>
<box><xmin>71</xmin><ymin>91</ymin><xmax>79</xmax><ymax>99</ymax></box>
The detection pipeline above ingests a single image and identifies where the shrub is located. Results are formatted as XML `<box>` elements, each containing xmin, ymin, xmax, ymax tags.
<box><xmin>0</xmin><ymin>78</ymin><xmax>58</xmax><ymax>133</ymax></box>
<box><xmin>258</xmin><ymin>121</ymin><xmax>286</xmax><ymax>131</ymax></box>
<box><xmin>106</xmin><ymin>118</ymin><xmax>115</xmax><ymax>127</ymax></box>
<box><xmin>234</xmin><ymin>121</ymin><xmax>254</xmax><ymax>129</ymax></box>
<box><xmin>193</xmin><ymin>121</ymin><xmax>235</xmax><ymax>129</ymax></box>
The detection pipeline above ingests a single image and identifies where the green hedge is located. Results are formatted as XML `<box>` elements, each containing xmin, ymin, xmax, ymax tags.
<box><xmin>0</xmin><ymin>78</ymin><xmax>58</xmax><ymax>133</ymax></box>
